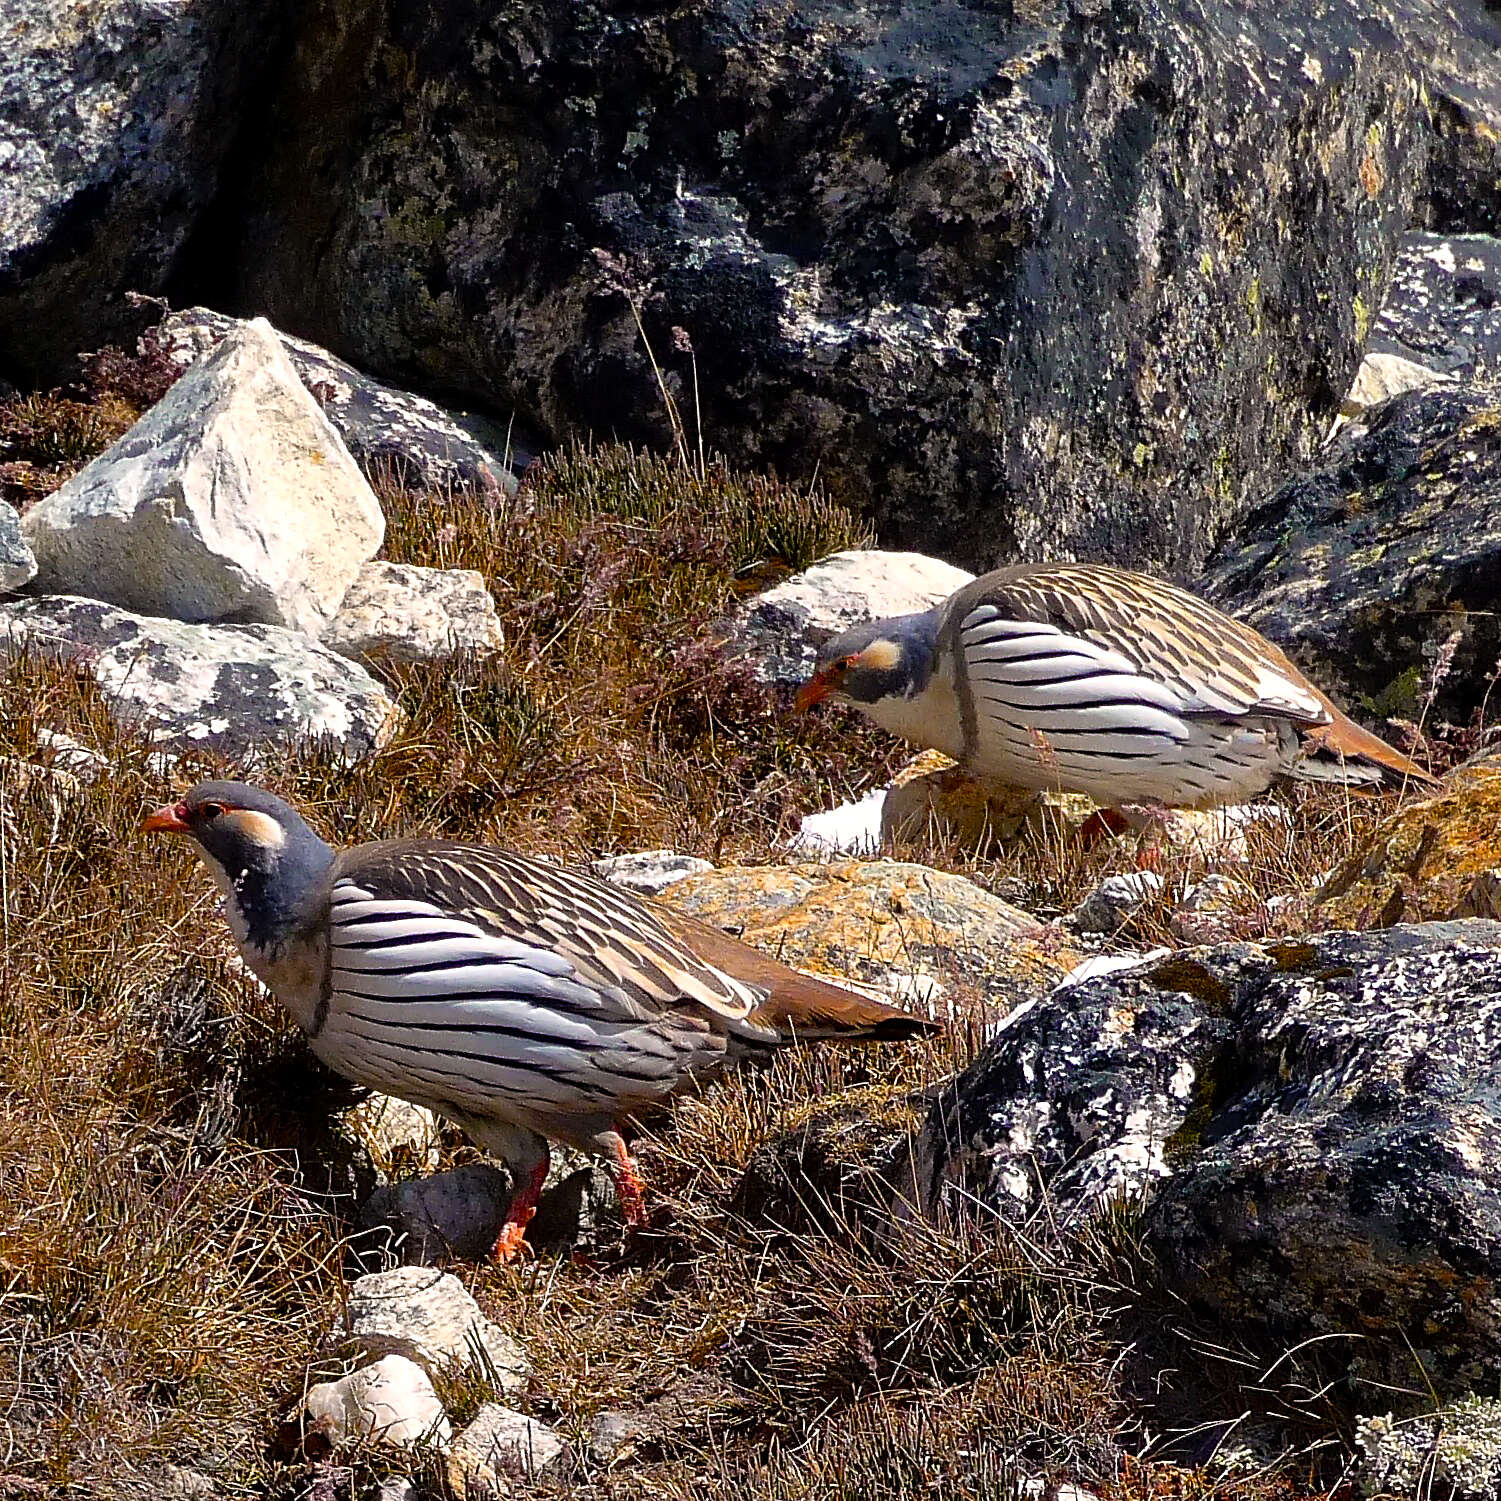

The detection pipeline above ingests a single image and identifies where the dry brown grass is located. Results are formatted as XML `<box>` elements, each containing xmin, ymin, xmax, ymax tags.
<box><xmin>0</xmin><ymin>426</ymin><xmax>1399</xmax><ymax>1499</ymax></box>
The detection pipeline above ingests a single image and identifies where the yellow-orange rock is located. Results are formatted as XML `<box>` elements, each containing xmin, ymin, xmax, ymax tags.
<box><xmin>880</xmin><ymin>750</ymin><xmax>1096</xmax><ymax>852</ymax></box>
<box><xmin>660</xmin><ymin>859</ymin><xmax>1075</xmax><ymax>1022</ymax></box>
<box><xmin>1316</xmin><ymin>756</ymin><xmax>1501</xmax><ymax>927</ymax></box>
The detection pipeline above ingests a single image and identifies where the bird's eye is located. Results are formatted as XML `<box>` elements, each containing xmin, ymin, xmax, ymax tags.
<box><xmin>840</xmin><ymin>656</ymin><xmax>857</xmax><ymax>671</ymax></box>
<box><xmin>198</xmin><ymin>801</ymin><xmax>225</xmax><ymax>822</ymax></box>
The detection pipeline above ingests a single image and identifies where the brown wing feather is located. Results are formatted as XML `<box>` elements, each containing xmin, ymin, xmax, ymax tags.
<box><xmin>334</xmin><ymin>839</ymin><xmax>768</xmax><ymax>1031</ymax></box>
<box><xmin>967</xmin><ymin>563</ymin><xmax>1330</xmax><ymax>723</ymax></box>
<box><xmin>652</xmin><ymin>904</ymin><xmax>941</xmax><ymax>1042</ymax></box>
<box><xmin>1297</xmin><ymin>692</ymin><xmax>1441</xmax><ymax>789</ymax></box>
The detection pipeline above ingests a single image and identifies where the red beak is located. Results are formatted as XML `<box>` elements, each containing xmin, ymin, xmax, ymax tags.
<box><xmin>142</xmin><ymin>801</ymin><xmax>192</xmax><ymax>834</ymax></box>
<box><xmin>794</xmin><ymin>670</ymin><xmax>837</xmax><ymax>712</ymax></box>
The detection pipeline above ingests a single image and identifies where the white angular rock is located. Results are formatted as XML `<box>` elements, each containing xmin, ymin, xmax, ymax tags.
<box><xmin>21</xmin><ymin>319</ymin><xmax>384</xmax><ymax>635</ymax></box>
<box><xmin>323</xmin><ymin>561</ymin><xmax>504</xmax><ymax>666</ymax></box>
<box><xmin>160</xmin><ymin>307</ymin><xmax>524</xmax><ymax>496</ymax></box>
<box><xmin>449</xmin><ymin>1403</ymin><xmax>564</xmax><ymax>1488</ymax></box>
<box><xmin>305</xmin><ymin>1354</ymin><xmax>451</xmax><ymax>1451</ymax></box>
<box><xmin>727</xmin><ymin>548</ymin><xmax>975</xmax><ymax>685</ymax></box>
<box><xmin>591</xmin><ymin>849</ymin><xmax>713</xmax><ymax>896</ymax></box>
<box><xmin>0</xmin><ymin>595</ymin><xmax>397</xmax><ymax>763</ymax></box>
<box><xmin>0</xmin><ymin>502</ymin><xmax>36</xmax><ymax>592</ymax></box>
<box><xmin>343</xmin><ymin>1267</ymin><xmax>528</xmax><ymax>1397</ymax></box>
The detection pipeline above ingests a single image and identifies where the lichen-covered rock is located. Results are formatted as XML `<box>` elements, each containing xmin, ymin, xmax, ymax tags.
<box><xmin>918</xmin><ymin>922</ymin><xmax>1501</xmax><ymax>1395</ymax></box>
<box><xmin>304</xmin><ymin>1353</ymin><xmax>451</xmax><ymax>1451</ymax></box>
<box><xmin>912</xmin><ymin>948</ymin><xmax>1226</xmax><ymax>1228</ymax></box>
<box><xmin>0</xmin><ymin>595</ymin><xmax>398</xmax><ymax>763</ymax></box>
<box><xmin>236</xmin><ymin>0</ymin><xmax>1450</xmax><ymax>573</ymax></box>
<box><xmin>0</xmin><ymin>0</ymin><xmax>286</xmax><ymax>382</ymax></box>
<box><xmin>660</xmin><ymin>860</ymin><xmax>1073</xmax><ymax>1020</ymax></box>
<box><xmin>728</xmin><ymin>551</ymin><xmax>974</xmax><ymax>686</ymax></box>
<box><xmin>1141</xmin><ymin>922</ymin><xmax>1501</xmax><ymax>1396</ymax></box>
<box><xmin>1366</xmin><ymin>234</ymin><xmax>1501</xmax><ymax>384</ymax></box>
<box><xmin>342</xmin><ymin>1267</ymin><xmax>528</xmax><ymax>1397</ymax></box>
<box><xmin>22</xmin><ymin>320</ymin><xmax>384</xmax><ymax>637</ymax></box>
<box><xmin>1356</xmin><ymin>1399</ymin><xmax>1501</xmax><ymax>1500</ymax></box>
<box><xmin>158</xmin><ymin>307</ymin><xmax>526</xmax><ymax>495</ymax></box>
<box><xmin>1330</xmin><ymin>231</ymin><xmax>1501</xmax><ymax>437</ymax></box>
<box><xmin>1203</xmin><ymin>379</ymin><xmax>1501</xmax><ymax>726</ymax></box>
<box><xmin>1317</xmin><ymin>754</ymin><xmax>1501</xmax><ymax>927</ymax></box>
<box><xmin>0</xmin><ymin>502</ymin><xmax>36</xmax><ymax>592</ymax></box>
<box><xmin>322</xmin><ymin>561</ymin><xmax>504</xmax><ymax>666</ymax></box>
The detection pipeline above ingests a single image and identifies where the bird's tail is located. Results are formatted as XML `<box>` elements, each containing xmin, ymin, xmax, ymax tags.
<box><xmin>653</xmin><ymin>906</ymin><xmax>941</xmax><ymax>1043</ymax></box>
<box><xmin>1295</xmin><ymin>699</ymin><xmax>1441</xmax><ymax>793</ymax></box>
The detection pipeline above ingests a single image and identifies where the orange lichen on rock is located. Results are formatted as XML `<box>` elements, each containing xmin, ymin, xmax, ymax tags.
<box><xmin>1317</xmin><ymin>755</ymin><xmax>1501</xmax><ymax>927</ymax></box>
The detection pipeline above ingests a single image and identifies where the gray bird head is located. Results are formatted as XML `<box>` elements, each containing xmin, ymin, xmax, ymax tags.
<box><xmin>143</xmin><ymin>781</ymin><xmax>335</xmax><ymax>949</ymax></box>
<box><xmin>795</xmin><ymin>610</ymin><xmax>941</xmax><ymax>710</ymax></box>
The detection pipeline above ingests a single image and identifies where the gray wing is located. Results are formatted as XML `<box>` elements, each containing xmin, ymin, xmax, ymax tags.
<box><xmin>315</xmin><ymin>840</ymin><xmax>772</xmax><ymax>1117</ymax></box>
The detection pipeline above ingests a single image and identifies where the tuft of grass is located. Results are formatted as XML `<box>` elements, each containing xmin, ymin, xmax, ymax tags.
<box><xmin>0</xmin><ymin>329</ymin><xmax>182</xmax><ymax>511</ymax></box>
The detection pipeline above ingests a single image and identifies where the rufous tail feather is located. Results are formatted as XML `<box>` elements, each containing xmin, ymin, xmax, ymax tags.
<box><xmin>651</xmin><ymin>905</ymin><xmax>940</xmax><ymax>1041</ymax></box>
<box><xmin>1299</xmin><ymin>694</ymin><xmax>1440</xmax><ymax>791</ymax></box>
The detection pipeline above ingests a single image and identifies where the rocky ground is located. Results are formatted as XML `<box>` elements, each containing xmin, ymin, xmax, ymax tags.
<box><xmin>9</xmin><ymin>4</ymin><xmax>1501</xmax><ymax>1498</ymax></box>
<box><xmin>0</xmin><ymin>295</ymin><xmax>1498</xmax><ymax>1500</ymax></box>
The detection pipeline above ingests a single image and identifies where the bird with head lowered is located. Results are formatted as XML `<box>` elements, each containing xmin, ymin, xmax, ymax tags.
<box><xmin>143</xmin><ymin>782</ymin><xmax>938</xmax><ymax>1260</ymax></box>
<box><xmin>796</xmin><ymin>561</ymin><xmax>1438</xmax><ymax>810</ymax></box>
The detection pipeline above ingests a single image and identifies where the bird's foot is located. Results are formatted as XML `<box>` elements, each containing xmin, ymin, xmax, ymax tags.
<box><xmin>491</xmin><ymin>1211</ymin><xmax>537</xmax><ymax>1264</ymax></box>
<box><xmin>608</xmin><ymin>1137</ymin><xmax>649</xmax><ymax>1228</ymax></box>
<box><xmin>491</xmin><ymin>1158</ymin><xmax>550</xmax><ymax>1264</ymax></box>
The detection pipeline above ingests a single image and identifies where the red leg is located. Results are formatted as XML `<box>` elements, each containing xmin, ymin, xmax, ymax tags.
<box><xmin>607</xmin><ymin>1134</ymin><xmax>648</xmax><ymax>1228</ymax></box>
<box><xmin>492</xmin><ymin>1157</ymin><xmax>550</xmax><ymax>1264</ymax></box>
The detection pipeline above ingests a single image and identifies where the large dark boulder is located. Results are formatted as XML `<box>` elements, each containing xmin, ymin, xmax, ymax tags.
<box><xmin>914</xmin><ymin>922</ymin><xmax>1501</xmax><ymax>1398</ymax></box>
<box><xmin>227</xmin><ymin>0</ymin><xmax>1462</xmax><ymax>573</ymax></box>
<box><xmin>1203</xmin><ymin>377</ymin><xmax>1501</xmax><ymax>728</ymax></box>
<box><xmin>0</xmin><ymin>0</ymin><xmax>290</xmax><ymax>385</ymax></box>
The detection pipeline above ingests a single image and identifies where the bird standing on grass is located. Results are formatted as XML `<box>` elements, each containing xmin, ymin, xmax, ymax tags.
<box><xmin>143</xmin><ymin>782</ymin><xmax>936</xmax><ymax>1259</ymax></box>
<box><xmin>796</xmin><ymin>562</ymin><xmax>1437</xmax><ymax>809</ymax></box>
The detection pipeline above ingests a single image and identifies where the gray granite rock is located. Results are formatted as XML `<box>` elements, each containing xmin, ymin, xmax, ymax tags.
<box><xmin>0</xmin><ymin>0</ymin><xmax>285</xmax><ymax>382</ymax></box>
<box><xmin>343</xmin><ymin>1267</ymin><xmax>528</xmax><ymax>1396</ymax></box>
<box><xmin>450</xmin><ymin>1403</ymin><xmax>564</xmax><ymax>1488</ymax></box>
<box><xmin>22</xmin><ymin>320</ymin><xmax>384</xmax><ymax>637</ymax></box>
<box><xmin>323</xmin><ymin>561</ymin><xmax>504</xmax><ymax>666</ymax></box>
<box><xmin>158</xmin><ymin>308</ymin><xmax>527</xmax><ymax>495</ymax></box>
<box><xmin>0</xmin><ymin>502</ymin><xmax>36</xmax><ymax>592</ymax></box>
<box><xmin>1204</xmin><ymin>378</ymin><xmax>1501</xmax><ymax>728</ymax></box>
<box><xmin>0</xmin><ymin>595</ymin><xmax>398</xmax><ymax>763</ymax></box>
<box><xmin>727</xmin><ymin>550</ymin><xmax>974</xmax><ymax>687</ymax></box>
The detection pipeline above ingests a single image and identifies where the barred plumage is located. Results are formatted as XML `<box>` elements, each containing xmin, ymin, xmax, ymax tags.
<box><xmin>144</xmin><ymin>784</ymin><xmax>937</xmax><ymax>1259</ymax></box>
<box><xmin>799</xmin><ymin>562</ymin><xmax>1436</xmax><ymax>808</ymax></box>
